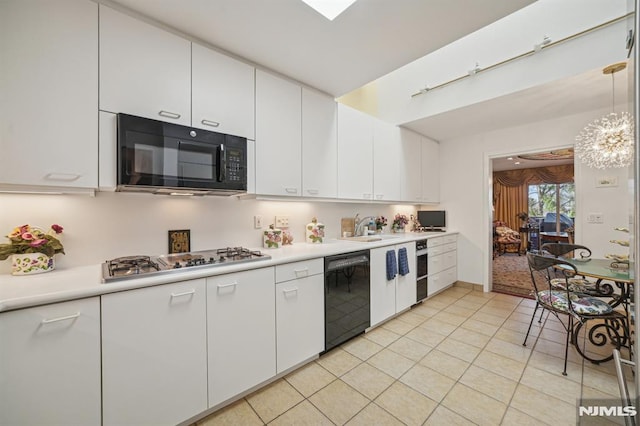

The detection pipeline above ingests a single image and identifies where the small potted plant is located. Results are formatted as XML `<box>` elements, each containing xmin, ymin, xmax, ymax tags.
<box><xmin>0</xmin><ymin>224</ymin><xmax>64</xmax><ymax>275</ymax></box>
<box><xmin>392</xmin><ymin>214</ymin><xmax>409</xmax><ymax>233</ymax></box>
<box><xmin>374</xmin><ymin>216</ymin><xmax>388</xmax><ymax>232</ymax></box>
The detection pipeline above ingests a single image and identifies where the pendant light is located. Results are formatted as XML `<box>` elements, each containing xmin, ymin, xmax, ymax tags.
<box><xmin>575</xmin><ymin>62</ymin><xmax>634</xmax><ymax>169</ymax></box>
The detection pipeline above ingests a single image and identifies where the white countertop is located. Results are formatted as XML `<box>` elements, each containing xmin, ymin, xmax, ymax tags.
<box><xmin>0</xmin><ymin>231</ymin><xmax>457</xmax><ymax>312</ymax></box>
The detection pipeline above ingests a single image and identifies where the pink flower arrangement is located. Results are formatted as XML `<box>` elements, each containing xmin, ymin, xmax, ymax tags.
<box><xmin>0</xmin><ymin>224</ymin><xmax>65</xmax><ymax>260</ymax></box>
<box><xmin>392</xmin><ymin>214</ymin><xmax>409</xmax><ymax>230</ymax></box>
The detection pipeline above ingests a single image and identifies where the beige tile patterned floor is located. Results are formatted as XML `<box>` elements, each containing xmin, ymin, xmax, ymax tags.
<box><xmin>195</xmin><ymin>285</ymin><xmax>634</xmax><ymax>426</ymax></box>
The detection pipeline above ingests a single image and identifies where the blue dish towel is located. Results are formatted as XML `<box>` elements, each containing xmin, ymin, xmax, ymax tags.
<box><xmin>398</xmin><ymin>247</ymin><xmax>410</xmax><ymax>276</ymax></box>
<box><xmin>386</xmin><ymin>250</ymin><xmax>397</xmax><ymax>281</ymax></box>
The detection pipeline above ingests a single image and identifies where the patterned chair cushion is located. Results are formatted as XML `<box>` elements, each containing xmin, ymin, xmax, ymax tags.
<box><xmin>537</xmin><ymin>290</ymin><xmax>613</xmax><ymax>315</ymax></box>
<box><xmin>550</xmin><ymin>277</ymin><xmax>597</xmax><ymax>293</ymax></box>
<box><xmin>495</xmin><ymin>226</ymin><xmax>521</xmax><ymax>243</ymax></box>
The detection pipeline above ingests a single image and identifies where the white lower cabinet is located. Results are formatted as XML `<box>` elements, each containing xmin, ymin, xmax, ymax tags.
<box><xmin>275</xmin><ymin>259</ymin><xmax>324</xmax><ymax>373</ymax></box>
<box><xmin>0</xmin><ymin>297</ymin><xmax>101</xmax><ymax>426</ymax></box>
<box><xmin>101</xmin><ymin>279</ymin><xmax>208</xmax><ymax>426</ymax></box>
<box><xmin>427</xmin><ymin>235</ymin><xmax>458</xmax><ymax>296</ymax></box>
<box><xmin>370</xmin><ymin>242</ymin><xmax>417</xmax><ymax>327</ymax></box>
<box><xmin>207</xmin><ymin>267</ymin><xmax>276</xmax><ymax>408</ymax></box>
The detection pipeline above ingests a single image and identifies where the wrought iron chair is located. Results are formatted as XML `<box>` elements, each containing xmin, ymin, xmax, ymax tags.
<box><xmin>541</xmin><ymin>243</ymin><xmax>616</xmax><ymax>297</ymax></box>
<box><xmin>522</xmin><ymin>253</ymin><xmax>628</xmax><ymax>375</ymax></box>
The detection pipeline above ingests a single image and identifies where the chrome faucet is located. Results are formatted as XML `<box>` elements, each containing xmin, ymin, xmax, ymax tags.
<box><xmin>354</xmin><ymin>214</ymin><xmax>376</xmax><ymax>236</ymax></box>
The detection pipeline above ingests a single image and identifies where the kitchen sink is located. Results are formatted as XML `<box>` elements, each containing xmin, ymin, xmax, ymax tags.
<box><xmin>340</xmin><ymin>234</ymin><xmax>400</xmax><ymax>242</ymax></box>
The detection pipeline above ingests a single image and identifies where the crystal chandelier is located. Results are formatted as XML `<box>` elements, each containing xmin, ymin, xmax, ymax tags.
<box><xmin>575</xmin><ymin>62</ymin><xmax>634</xmax><ymax>169</ymax></box>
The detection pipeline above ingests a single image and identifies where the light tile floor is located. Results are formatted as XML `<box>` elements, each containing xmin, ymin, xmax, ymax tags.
<box><xmin>195</xmin><ymin>285</ymin><xmax>635</xmax><ymax>426</ymax></box>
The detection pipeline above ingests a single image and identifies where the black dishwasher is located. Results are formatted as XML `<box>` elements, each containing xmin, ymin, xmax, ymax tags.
<box><xmin>324</xmin><ymin>250</ymin><xmax>370</xmax><ymax>353</ymax></box>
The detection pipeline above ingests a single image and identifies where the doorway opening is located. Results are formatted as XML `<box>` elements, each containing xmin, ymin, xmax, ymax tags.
<box><xmin>490</xmin><ymin>148</ymin><xmax>574</xmax><ymax>298</ymax></box>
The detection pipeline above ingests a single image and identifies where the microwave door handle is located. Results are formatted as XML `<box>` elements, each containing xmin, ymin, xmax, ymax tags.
<box><xmin>218</xmin><ymin>144</ymin><xmax>226</xmax><ymax>182</ymax></box>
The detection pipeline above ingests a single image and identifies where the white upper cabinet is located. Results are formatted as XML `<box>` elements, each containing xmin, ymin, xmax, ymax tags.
<box><xmin>400</xmin><ymin>128</ymin><xmax>423</xmax><ymax>202</ymax></box>
<box><xmin>100</xmin><ymin>5</ymin><xmax>191</xmax><ymax>125</ymax></box>
<box><xmin>0</xmin><ymin>0</ymin><xmax>98</xmax><ymax>189</ymax></box>
<box><xmin>302</xmin><ymin>88</ymin><xmax>337</xmax><ymax>198</ymax></box>
<box><xmin>373</xmin><ymin>120</ymin><xmax>401</xmax><ymax>201</ymax></box>
<box><xmin>192</xmin><ymin>44</ymin><xmax>255</xmax><ymax>139</ymax></box>
<box><xmin>255</xmin><ymin>70</ymin><xmax>302</xmax><ymax>196</ymax></box>
<box><xmin>337</xmin><ymin>104</ymin><xmax>374</xmax><ymax>200</ymax></box>
<box><xmin>421</xmin><ymin>136</ymin><xmax>440</xmax><ymax>203</ymax></box>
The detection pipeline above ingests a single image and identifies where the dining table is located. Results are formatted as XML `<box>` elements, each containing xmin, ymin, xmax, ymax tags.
<box><xmin>562</xmin><ymin>257</ymin><xmax>634</xmax><ymax>363</ymax></box>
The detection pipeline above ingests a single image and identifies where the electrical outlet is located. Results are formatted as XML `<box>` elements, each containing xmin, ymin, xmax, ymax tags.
<box><xmin>275</xmin><ymin>215</ymin><xmax>290</xmax><ymax>228</ymax></box>
<box><xmin>254</xmin><ymin>215</ymin><xmax>263</xmax><ymax>229</ymax></box>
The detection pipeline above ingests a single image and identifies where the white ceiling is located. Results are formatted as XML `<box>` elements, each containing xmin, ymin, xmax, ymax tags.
<box><xmin>108</xmin><ymin>0</ymin><xmax>534</xmax><ymax>97</ymax></box>
<box><xmin>492</xmin><ymin>153</ymin><xmax>574</xmax><ymax>172</ymax></box>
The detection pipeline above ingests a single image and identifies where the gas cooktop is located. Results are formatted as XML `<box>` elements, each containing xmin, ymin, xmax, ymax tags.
<box><xmin>102</xmin><ymin>247</ymin><xmax>270</xmax><ymax>283</ymax></box>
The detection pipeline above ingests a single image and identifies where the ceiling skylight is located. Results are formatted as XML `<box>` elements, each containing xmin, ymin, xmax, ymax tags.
<box><xmin>301</xmin><ymin>0</ymin><xmax>357</xmax><ymax>20</ymax></box>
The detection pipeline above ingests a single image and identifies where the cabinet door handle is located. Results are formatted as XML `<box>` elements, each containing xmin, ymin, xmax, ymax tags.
<box><xmin>376</xmin><ymin>194</ymin><xmax>384</xmax><ymax>200</ymax></box>
<box><xmin>293</xmin><ymin>268</ymin><xmax>309</xmax><ymax>277</ymax></box>
<box><xmin>201</xmin><ymin>119</ymin><xmax>220</xmax><ymax>127</ymax></box>
<box><xmin>44</xmin><ymin>173</ymin><xmax>81</xmax><ymax>182</ymax></box>
<box><xmin>217</xmin><ymin>281</ymin><xmax>238</xmax><ymax>289</ymax></box>
<box><xmin>285</xmin><ymin>187</ymin><xmax>298</xmax><ymax>194</ymax></box>
<box><xmin>282</xmin><ymin>287</ymin><xmax>299</xmax><ymax>294</ymax></box>
<box><xmin>159</xmin><ymin>110</ymin><xmax>181</xmax><ymax>119</ymax></box>
<box><xmin>171</xmin><ymin>289</ymin><xmax>196</xmax><ymax>298</ymax></box>
<box><xmin>306</xmin><ymin>189</ymin><xmax>319</xmax><ymax>195</ymax></box>
<box><xmin>41</xmin><ymin>312</ymin><xmax>80</xmax><ymax>324</ymax></box>
<box><xmin>363</xmin><ymin>193</ymin><xmax>372</xmax><ymax>199</ymax></box>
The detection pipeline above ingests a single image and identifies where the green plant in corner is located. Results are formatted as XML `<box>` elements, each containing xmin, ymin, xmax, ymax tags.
<box><xmin>0</xmin><ymin>224</ymin><xmax>65</xmax><ymax>260</ymax></box>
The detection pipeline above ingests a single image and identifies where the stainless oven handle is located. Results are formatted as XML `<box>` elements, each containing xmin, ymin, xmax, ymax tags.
<box><xmin>218</xmin><ymin>144</ymin><xmax>226</xmax><ymax>182</ymax></box>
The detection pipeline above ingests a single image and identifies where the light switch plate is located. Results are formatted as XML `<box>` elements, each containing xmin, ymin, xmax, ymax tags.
<box><xmin>254</xmin><ymin>215</ymin><xmax>263</xmax><ymax>229</ymax></box>
<box><xmin>587</xmin><ymin>213</ymin><xmax>604</xmax><ymax>224</ymax></box>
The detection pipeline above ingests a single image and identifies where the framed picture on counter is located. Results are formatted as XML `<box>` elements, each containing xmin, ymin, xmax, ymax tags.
<box><xmin>168</xmin><ymin>229</ymin><xmax>190</xmax><ymax>253</ymax></box>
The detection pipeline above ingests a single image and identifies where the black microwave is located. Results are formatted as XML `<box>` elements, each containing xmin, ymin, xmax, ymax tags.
<box><xmin>117</xmin><ymin>114</ymin><xmax>247</xmax><ymax>196</ymax></box>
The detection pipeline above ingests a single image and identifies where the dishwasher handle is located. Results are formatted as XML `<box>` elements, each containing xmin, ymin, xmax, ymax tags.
<box><xmin>325</xmin><ymin>253</ymin><xmax>369</xmax><ymax>272</ymax></box>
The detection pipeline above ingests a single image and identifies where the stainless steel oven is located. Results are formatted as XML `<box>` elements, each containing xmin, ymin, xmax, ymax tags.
<box><xmin>416</xmin><ymin>239</ymin><xmax>428</xmax><ymax>301</ymax></box>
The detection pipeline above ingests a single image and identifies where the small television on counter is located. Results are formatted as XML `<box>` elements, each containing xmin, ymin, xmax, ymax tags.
<box><xmin>418</xmin><ymin>210</ymin><xmax>446</xmax><ymax>231</ymax></box>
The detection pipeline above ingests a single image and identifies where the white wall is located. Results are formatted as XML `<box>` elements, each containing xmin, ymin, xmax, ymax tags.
<box><xmin>439</xmin><ymin>105</ymin><xmax>631</xmax><ymax>288</ymax></box>
<box><xmin>0</xmin><ymin>192</ymin><xmax>416</xmax><ymax>273</ymax></box>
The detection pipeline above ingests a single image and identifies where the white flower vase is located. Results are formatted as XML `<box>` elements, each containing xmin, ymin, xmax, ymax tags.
<box><xmin>10</xmin><ymin>253</ymin><xmax>55</xmax><ymax>275</ymax></box>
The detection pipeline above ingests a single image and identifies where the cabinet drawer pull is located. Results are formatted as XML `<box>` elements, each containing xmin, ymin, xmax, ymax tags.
<box><xmin>159</xmin><ymin>110</ymin><xmax>181</xmax><ymax>119</ymax></box>
<box><xmin>217</xmin><ymin>281</ymin><xmax>238</xmax><ymax>289</ymax></box>
<box><xmin>171</xmin><ymin>289</ymin><xmax>195</xmax><ymax>298</ymax></box>
<box><xmin>41</xmin><ymin>312</ymin><xmax>80</xmax><ymax>324</ymax></box>
<box><xmin>44</xmin><ymin>173</ymin><xmax>81</xmax><ymax>182</ymax></box>
<box><xmin>201</xmin><ymin>119</ymin><xmax>220</xmax><ymax>127</ymax></box>
<box><xmin>285</xmin><ymin>187</ymin><xmax>298</xmax><ymax>194</ymax></box>
<box><xmin>375</xmin><ymin>194</ymin><xmax>384</xmax><ymax>200</ymax></box>
<box><xmin>306</xmin><ymin>189</ymin><xmax>319</xmax><ymax>195</ymax></box>
<box><xmin>294</xmin><ymin>268</ymin><xmax>309</xmax><ymax>277</ymax></box>
<box><xmin>282</xmin><ymin>287</ymin><xmax>299</xmax><ymax>294</ymax></box>
<box><xmin>363</xmin><ymin>193</ymin><xmax>372</xmax><ymax>199</ymax></box>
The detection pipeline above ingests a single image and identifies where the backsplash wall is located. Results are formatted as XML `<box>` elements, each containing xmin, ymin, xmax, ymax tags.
<box><xmin>0</xmin><ymin>192</ymin><xmax>418</xmax><ymax>273</ymax></box>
